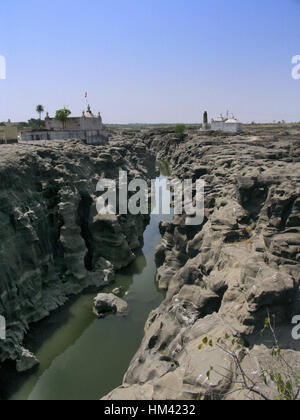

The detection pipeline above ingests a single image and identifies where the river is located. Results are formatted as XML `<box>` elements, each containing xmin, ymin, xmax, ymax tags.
<box><xmin>4</xmin><ymin>161</ymin><xmax>172</xmax><ymax>400</ymax></box>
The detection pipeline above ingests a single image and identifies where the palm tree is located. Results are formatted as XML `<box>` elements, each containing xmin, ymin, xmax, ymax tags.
<box><xmin>36</xmin><ymin>105</ymin><xmax>44</xmax><ymax>121</ymax></box>
<box><xmin>55</xmin><ymin>108</ymin><xmax>71</xmax><ymax>129</ymax></box>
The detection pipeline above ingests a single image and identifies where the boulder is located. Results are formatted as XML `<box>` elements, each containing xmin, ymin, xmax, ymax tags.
<box><xmin>16</xmin><ymin>348</ymin><xmax>39</xmax><ymax>373</ymax></box>
<box><xmin>93</xmin><ymin>293</ymin><xmax>128</xmax><ymax>317</ymax></box>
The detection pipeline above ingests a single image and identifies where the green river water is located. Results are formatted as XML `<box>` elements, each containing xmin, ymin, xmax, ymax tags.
<box><xmin>3</xmin><ymin>162</ymin><xmax>172</xmax><ymax>400</ymax></box>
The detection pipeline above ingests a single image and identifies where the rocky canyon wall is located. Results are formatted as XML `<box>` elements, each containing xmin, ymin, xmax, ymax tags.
<box><xmin>104</xmin><ymin>126</ymin><xmax>300</xmax><ymax>400</ymax></box>
<box><xmin>0</xmin><ymin>140</ymin><xmax>156</xmax><ymax>370</ymax></box>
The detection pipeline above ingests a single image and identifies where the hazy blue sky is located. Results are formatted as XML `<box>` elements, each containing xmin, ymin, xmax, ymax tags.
<box><xmin>0</xmin><ymin>0</ymin><xmax>299</xmax><ymax>123</ymax></box>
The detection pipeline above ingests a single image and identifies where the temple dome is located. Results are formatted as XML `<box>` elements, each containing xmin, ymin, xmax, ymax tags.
<box><xmin>83</xmin><ymin>105</ymin><xmax>95</xmax><ymax>118</ymax></box>
<box><xmin>226</xmin><ymin>118</ymin><xmax>239</xmax><ymax>124</ymax></box>
<box><xmin>214</xmin><ymin>116</ymin><xmax>225</xmax><ymax>122</ymax></box>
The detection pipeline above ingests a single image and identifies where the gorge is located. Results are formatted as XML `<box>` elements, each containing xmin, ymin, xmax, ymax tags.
<box><xmin>0</xmin><ymin>125</ymin><xmax>299</xmax><ymax>400</ymax></box>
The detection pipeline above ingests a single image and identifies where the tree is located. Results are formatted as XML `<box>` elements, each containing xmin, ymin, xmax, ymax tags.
<box><xmin>55</xmin><ymin>108</ymin><xmax>71</xmax><ymax>129</ymax></box>
<box><xmin>28</xmin><ymin>119</ymin><xmax>45</xmax><ymax>129</ymax></box>
<box><xmin>174</xmin><ymin>124</ymin><xmax>186</xmax><ymax>143</ymax></box>
<box><xmin>36</xmin><ymin>105</ymin><xmax>44</xmax><ymax>121</ymax></box>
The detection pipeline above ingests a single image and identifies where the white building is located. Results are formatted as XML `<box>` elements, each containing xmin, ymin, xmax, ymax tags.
<box><xmin>211</xmin><ymin>115</ymin><xmax>243</xmax><ymax>133</ymax></box>
<box><xmin>20</xmin><ymin>105</ymin><xmax>109</xmax><ymax>145</ymax></box>
<box><xmin>211</xmin><ymin>115</ymin><xmax>226</xmax><ymax>131</ymax></box>
<box><xmin>224</xmin><ymin>118</ymin><xmax>243</xmax><ymax>133</ymax></box>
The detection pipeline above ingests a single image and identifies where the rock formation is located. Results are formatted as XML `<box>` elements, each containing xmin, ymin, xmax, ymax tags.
<box><xmin>16</xmin><ymin>348</ymin><xmax>39</xmax><ymax>373</ymax></box>
<box><xmin>104</xmin><ymin>125</ymin><xmax>300</xmax><ymax>400</ymax></box>
<box><xmin>93</xmin><ymin>293</ymin><xmax>128</xmax><ymax>317</ymax></box>
<box><xmin>0</xmin><ymin>139</ymin><xmax>156</xmax><ymax>369</ymax></box>
<box><xmin>0</xmin><ymin>125</ymin><xmax>299</xmax><ymax>400</ymax></box>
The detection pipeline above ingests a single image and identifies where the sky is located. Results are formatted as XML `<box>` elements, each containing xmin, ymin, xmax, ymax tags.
<box><xmin>0</xmin><ymin>0</ymin><xmax>299</xmax><ymax>124</ymax></box>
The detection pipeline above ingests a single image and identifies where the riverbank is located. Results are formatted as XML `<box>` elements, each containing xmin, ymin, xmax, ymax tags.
<box><xmin>0</xmin><ymin>125</ymin><xmax>299</xmax><ymax>401</ymax></box>
<box><xmin>1</xmin><ymin>162</ymin><xmax>173</xmax><ymax>400</ymax></box>
<box><xmin>0</xmin><ymin>139</ymin><xmax>156</xmax><ymax>375</ymax></box>
<box><xmin>104</xmin><ymin>125</ymin><xmax>300</xmax><ymax>400</ymax></box>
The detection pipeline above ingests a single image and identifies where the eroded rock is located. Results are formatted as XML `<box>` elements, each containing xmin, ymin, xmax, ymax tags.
<box><xmin>0</xmin><ymin>139</ymin><xmax>156</xmax><ymax>367</ymax></box>
<box><xmin>16</xmin><ymin>348</ymin><xmax>39</xmax><ymax>373</ymax></box>
<box><xmin>93</xmin><ymin>293</ymin><xmax>128</xmax><ymax>317</ymax></box>
<box><xmin>105</xmin><ymin>125</ymin><xmax>300</xmax><ymax>400</ymax></box>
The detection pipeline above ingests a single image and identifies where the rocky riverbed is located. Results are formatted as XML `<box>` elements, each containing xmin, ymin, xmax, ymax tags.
<box><xmin>0</xmin><ymin>139</ymin><xmax>156</xmax><ymax>371</ymax></box>
<box><xmin>104</xmin><ymin>124</ymin><xmax>300</xmax><ymax>400</ymax></box>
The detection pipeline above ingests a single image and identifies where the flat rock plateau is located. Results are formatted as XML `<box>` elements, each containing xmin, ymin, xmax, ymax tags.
<box><xmin>0</xmin><ymin>123</ymin><xmax>300</xmax><ymax>400</ymax></box>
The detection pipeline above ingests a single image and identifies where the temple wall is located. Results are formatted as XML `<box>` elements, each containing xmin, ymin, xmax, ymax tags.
<box><xmin>45</xmin><ymin>117</ymin><xmax>102</xmax><ymax>131</ymax></box>
<box><xmin>20</xmin><ymin>130</ymin><xmax>108</xmax><ymax>145</ymax></box>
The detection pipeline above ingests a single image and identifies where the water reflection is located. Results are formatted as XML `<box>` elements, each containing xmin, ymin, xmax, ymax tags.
<box><xmin>2</xmin><ymin>164</ymin><xmax>172</xmax><ymax>400</ymax></box>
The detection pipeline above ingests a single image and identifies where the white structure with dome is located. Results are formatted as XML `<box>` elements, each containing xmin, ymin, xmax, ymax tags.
<box><xmin>211</xmin><ymin>114</ymin><xmax>243</xmax><ymax>133</ymax></box>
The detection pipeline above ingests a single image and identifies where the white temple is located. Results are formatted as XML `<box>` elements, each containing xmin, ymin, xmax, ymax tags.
<box><xmin>211</xmin><ymin>114</ymin><xmax>243</xmax><ymax>133</ymax></box>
